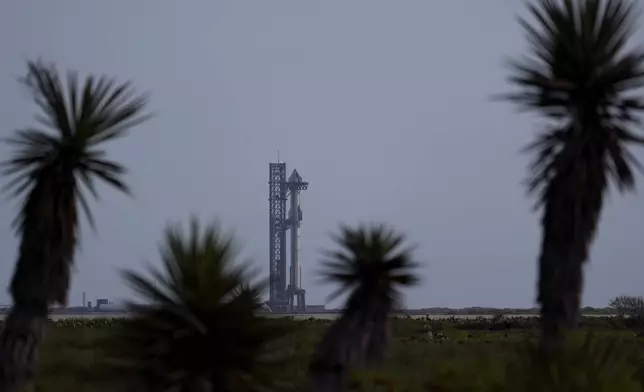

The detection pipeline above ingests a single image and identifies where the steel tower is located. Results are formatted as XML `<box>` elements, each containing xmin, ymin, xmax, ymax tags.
<box><xmin>268</xmin><ymin>163</ymin><xmax>288</xmax><ymax>311</ymax></box>
<box><xmin>267</xmin><ymin>161</ymin><xmax>309</xmax><ymax>312</ymax></box>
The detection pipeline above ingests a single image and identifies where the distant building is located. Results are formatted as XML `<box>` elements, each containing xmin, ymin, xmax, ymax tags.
<box><xmin>95</xmin><ymin>299</ymin><xmax>109</xmax><ymax>309</ymax></box>
<box><xmin>98</xmin><ymin>303</ymin><xmax>126</xmax><ymax>312</ymax></box>
<box><xmin>306</xmin><ymin>305</ymin><xmax>326</xmax><ymax>313</ymax></box>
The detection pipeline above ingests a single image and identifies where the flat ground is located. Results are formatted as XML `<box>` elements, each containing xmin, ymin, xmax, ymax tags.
<box><xmin>28</xmin><ymin>316</ymin><xmax>644</xmax><ymax>391</ymax></box>
<box><xmin>0</xmin><ymin>312</ymin><xmax>615</xmax><ymax>321</ymax></box>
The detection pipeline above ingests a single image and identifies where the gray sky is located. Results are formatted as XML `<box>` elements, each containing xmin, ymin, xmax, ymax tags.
<box><xmin>2</xmin><ymin>0</ymin><xmax>644</xmax><ymax>309</ymax></box>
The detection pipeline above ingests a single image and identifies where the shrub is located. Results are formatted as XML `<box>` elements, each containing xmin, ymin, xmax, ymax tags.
<box><xmin>491</xmin><ymin>333</ymin><xmax>643</xmax><ymax>392</ymax></box>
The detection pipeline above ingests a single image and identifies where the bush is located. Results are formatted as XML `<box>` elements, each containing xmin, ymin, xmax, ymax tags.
<box><xmin>22</xmin><ymin>317</ymin><xmax>644</xmax><ymax>391</ymax></box>
<box><xmin>492</xmin><ymin>333</ymin><xmax>643</xmax><ymax>392</ymax></box>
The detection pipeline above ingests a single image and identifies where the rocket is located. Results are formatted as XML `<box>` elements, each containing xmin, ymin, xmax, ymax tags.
<box><xmin>288</xmin><ymin>170</ymin><xmax>303</xmax><ymax>296</ymax></box>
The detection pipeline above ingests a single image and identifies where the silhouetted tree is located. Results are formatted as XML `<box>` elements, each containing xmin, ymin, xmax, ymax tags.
<box><xmin>307</xmin><ymin>224</ymin><xmax>419</xmax><ymax>392</ymax></box>
<box><xmin>503</xmin><ymin>0</ymin><xmax>644</xmax><ymax>353</ymax></box>
<box><xmin>112</xmin><ymin>218</ymin><xmax>290</xmax><ymax>392</ymax></box>
<box><xmin>609</xmin><ymin>295</ymin><xmax>644</xmax><ymax>320</ymax></box>
<box><xmin>0</xmin><ymin>61</ymin><xmax>150</xmax><ymax>391</ymax></box>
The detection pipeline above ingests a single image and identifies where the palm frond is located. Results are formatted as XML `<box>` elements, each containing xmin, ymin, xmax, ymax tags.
<box><xmin>320</xmin><ymin>223</ymin><xmax>420</xmax><ymax>313</ymax></box>
<box><xmin>504</xmin><ymin>0</ymin><xmax>644</xmax><ymax>202</ymax></box>
<box><xmin>2</xmin><ymin>60</ymin><xmax>151</xmax><ymax>232</ymax></box>
<box><xmin>113</xmin><ymin>217</ymin><xmax>290</xmax><ymax>392</ymax></box>
<box><xmin>308</xmin><ymin>224</ymin><xmax>419</xmax><ymax>381</ymax></box>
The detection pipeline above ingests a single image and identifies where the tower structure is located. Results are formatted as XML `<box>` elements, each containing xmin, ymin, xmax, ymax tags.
<box><xmin>268</xmin><ymin>163</ymin><xmax>288</xmax><ymax>311</ymax></box>
<box><xmin>267</xmin><ymin>161</ymin><xmax>309</xmax><ymax>312</ymax></box>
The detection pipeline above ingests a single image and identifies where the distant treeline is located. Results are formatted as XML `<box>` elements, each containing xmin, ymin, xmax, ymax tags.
<box><xmin>400</xmin><ymin>306</ymin><xmax>614</xmax><ymax>315</ymax></box>
<box><xmin>0</xmin><ymin>306</ymin><xmax>616</xmax><ymax>316</ymax></box>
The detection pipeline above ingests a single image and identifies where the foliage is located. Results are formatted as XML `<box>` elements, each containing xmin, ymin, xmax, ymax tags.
<box><xmin>49</xmin><ymin>318</ymin><xmax>121</xmax><ymax>329</ymax></box>
<box><xmin>609</xmin><ymin>296</ymin><xmax>644</xmax><ymax>319</ymax></box>
<box><xmin>2</xmin><ymin>61</ymin><xmax>151</xmax><ymax>304</ymax></box>
<box><xmin>107</xmin><ymin>218</ymin><xmax>291</xmax><ymax>392</ymax></box>
<box><xmin>493</xmin><ymin>333</ymin><xmax>642</xmax><ymax>392</ymax></box>
<box><xmin>306</xmin><ymin>225</ymin><xmax>420</xmax><ymax>392</ymax></box>
<box><xmin>0</xmin><ymin>60</ymin><xmax>151</xmax><ymax>392</ymax></box>
<box><xmin>322</xmin><ymin>224</ymin><xmax>420</xmax><ymax>308</ymax></box>
<box><xmin>504</xmin><ymin>0</ymin><xmax>644</xmax><ymax>202</ymax></box>
<box><xmin>319</xmin><ymin>224</ymin><xmax>420</xmax><ymax>362</ymax></box>
<box><xmin>503</xmin><ymin>0</ymin><xmax>644</xmax><ymax>350</ymax></box>
<box><xmin>0</xmin><ymin>314</ymin><xmax>633</xmax><ymax>331</ymax></box>
<box><xmin>22</xmin><ymin>317</ymin><xmax>644</xmax><ymax>392</ymax></box>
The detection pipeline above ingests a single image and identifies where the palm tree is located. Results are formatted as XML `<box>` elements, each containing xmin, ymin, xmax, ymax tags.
<box><xmin>111</xmin><ymin>218</ymin><xmax>290</xmax><ymax>392</ymax></box>
<box><xmin>307</xmin><ymin>224</ymin><xmax>419</xmax><ymax>392</ymax></box>
<box><xmin>0</xmin><ymin>61</ymin><xmax>150</xmax><ymax>391</ymax></box>
<box><xmin>504</xmin><ymin>0</ymin><xmax>644</xmax><ymax>352</ymax></box>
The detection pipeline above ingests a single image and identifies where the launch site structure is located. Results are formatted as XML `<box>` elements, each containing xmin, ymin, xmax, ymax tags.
<box><xmin>268</xmin><ymin>161</ymin><xmax>309</xmax><ymax>312</ymax></box>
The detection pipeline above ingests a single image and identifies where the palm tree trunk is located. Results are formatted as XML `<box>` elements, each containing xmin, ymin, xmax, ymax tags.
<box><xmin>537</xmin><ymin>167</ymin><xmax>604</xmax><ymax>355</ymax></box>
<box><xmin>0</xmin><ymin>178</ymin><xmax>76</xmax><ymax>392</ymax></box>
<box><xmin>0</xmin><ymin>303</ymin><xmax>48</xmax><ymax>392</ymax></box>
<box><xmin>0</xmin><ymin>240</ymin><xmax>53</xmax><ymax>392</ymax></box>
<box><xmin>363</xmin><ymin>309</ymin><xmax>391</xmax><ymax>365</ymax></box>
<box><xmin>189</xmin><ymin>377</ymin><xmax>212</xmax><ymax>392</ymax></box>
<box><xmin>308</xmin><ymin>302</ymin><xmax>394</xmax><ymax>392</ymax></box>
<box><xmin>307</xmin><ymin>314</ymin><xmax>360</xmax><ymax>392</ymax></box>
<box><xmin>537</xmin><ymin>238</ymin><xmax>583</xmax><ymax>354</ymax></box>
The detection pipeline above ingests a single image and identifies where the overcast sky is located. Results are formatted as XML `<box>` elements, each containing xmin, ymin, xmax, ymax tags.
<box><xmin>1</xmin><ymin>1</ymin><xmax>644</xmax><ymax>309</ymax></box>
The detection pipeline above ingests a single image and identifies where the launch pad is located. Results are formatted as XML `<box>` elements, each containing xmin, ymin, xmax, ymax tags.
<box><xmin>267</xmin><ymin>161</ymin><xmax>309</xmax><ymax>313</ymax></box>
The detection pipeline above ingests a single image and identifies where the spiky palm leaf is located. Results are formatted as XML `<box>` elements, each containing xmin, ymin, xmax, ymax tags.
<box><xmin>112</xmin><ymin>218</ymin><xmax>290</xmax><ymax>392</ymax></box>
<box><xmin>504</xmin><ymin>0</ymin><xmax>644</xmax><ymax>350</ymax></box>
<box><xmin>308</xmin><ymin>224</ymin><xmax>419</xmax><ymax>392</ymax></box>
<box><xmin>506</xmin><ymin>0</ymin><xmax>644</xmax><ymax>198</ymax></box>
<box><xmin>321</xmin><ymin>224</ymin><xmax>419</xmax><ymax>319</ymax></box>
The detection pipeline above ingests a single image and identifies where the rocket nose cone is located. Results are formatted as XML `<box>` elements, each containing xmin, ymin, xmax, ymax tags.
<box><xmin>288</xmin><ymin>170</ymin><xmax>302</xmax><ymax>182</ymax></box>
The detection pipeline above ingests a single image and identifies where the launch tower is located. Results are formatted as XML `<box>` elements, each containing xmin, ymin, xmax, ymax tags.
<box><xmin>267</xmin><ymin>161</ymin><xmax>309</xmax><ymax>312</ymax></box>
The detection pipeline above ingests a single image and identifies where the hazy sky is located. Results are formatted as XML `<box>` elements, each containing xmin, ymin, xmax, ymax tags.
<box><xmin>2</xmin><ymin>1</ymin><xmax>644</xmax><ymax>309</ymax></box>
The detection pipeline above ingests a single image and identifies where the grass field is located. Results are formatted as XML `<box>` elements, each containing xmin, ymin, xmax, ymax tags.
<box><xmin>23</xmin><ymin>316</ymin><xmax>644</xmax><ymax>391</ymax></box>
<box><xmin>0</xmin><ymin>312</ymin><xmax>616</xmax><ymax>321</ymax></box>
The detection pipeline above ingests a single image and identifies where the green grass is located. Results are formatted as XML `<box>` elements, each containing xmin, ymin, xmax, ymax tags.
<box><xmin>27</xmin><ymin>316</ymin><xmax>644</xmax><ymax>391</ymax></box>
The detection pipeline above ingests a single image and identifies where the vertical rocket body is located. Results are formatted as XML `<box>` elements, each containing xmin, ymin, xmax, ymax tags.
<box><xmin>289</xmin><ymin>189</ymin><xmax>300</xmax><ymax>291</ymax></box>
<box><xmin>286</xmin><ymin>168</ymin><xmax>307</xmax><ymax>311</ymax></box>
